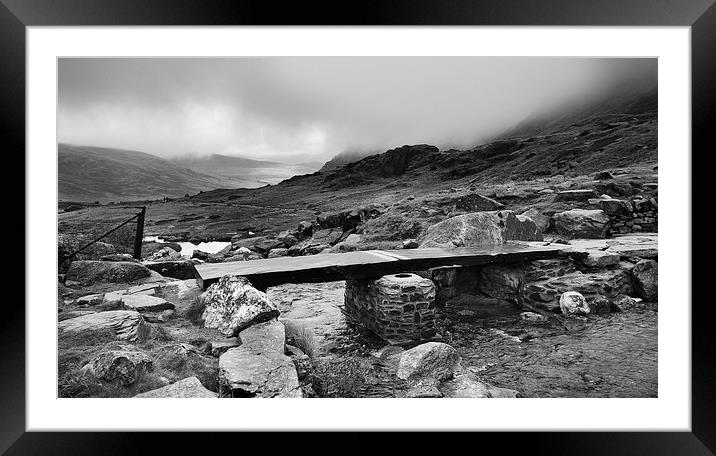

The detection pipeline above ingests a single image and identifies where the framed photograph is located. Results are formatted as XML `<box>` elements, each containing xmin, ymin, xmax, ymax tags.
<box><xmin>8</xmin><ymin>0</ymin><xmax>712</xmax><ymax>451</ymax></box>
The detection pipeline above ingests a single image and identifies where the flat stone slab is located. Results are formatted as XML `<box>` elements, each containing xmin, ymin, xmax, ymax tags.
<box><xmin>219</xmin><ymin>346</ymin><xmax>301</xmax><ymax>398</ymax></box>
<box><xmin>122</xmin><ymin>295</ymin><xmax>175</xmax><ymax>312</ymax></box>
<box><xmin>238</xmin><ymin>319</ymin><xmax>285</xmax><ymax>353</ymax></box>
<box><xmin>58</xmin><ymin>310</ymin><xmax>150</xmax><ymax>342</ymax></box>
<box><xmin>135</xmin><ymin>376</ymin><xmax>217</xmax><ymax>398</ymax></box>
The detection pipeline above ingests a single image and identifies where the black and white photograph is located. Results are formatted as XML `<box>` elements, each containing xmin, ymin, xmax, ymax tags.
<box><xmin>56</xmin><ymin>56</ymin><xmax>660</xmax><ymax>400</ymax></box>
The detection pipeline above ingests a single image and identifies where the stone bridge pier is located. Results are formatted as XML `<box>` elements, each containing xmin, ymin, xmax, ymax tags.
<box><xmin>344</xmin><ymin>273</ymin><xmax>437</xmax><ymax>345</ymax></box>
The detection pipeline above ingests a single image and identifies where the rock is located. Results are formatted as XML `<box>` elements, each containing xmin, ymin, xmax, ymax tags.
<box><xmin>75</xmin><ymin>294</ymin><xmax>104</xmax><ymax>307</ymax></box>
<box><xmin>161</xmin><ymin>279</ymin><xmax>202</xmax><ymax>316</ymax></box>
<box><xmin>209</xmin><ymin>339</ymin><xmax>241</xmax><ymax>357</ymax></box>
<box><xmin>579</xmin><ymin>251</ymin><xmax>620</xmax><ymax>268</ymax></box>
<box><xmin>594</xmin><ymin>171</ymin><xmax>615</xmax><ymax>180</ymax></box>
<box><xmin>201</xmin><ymin>275</ymin><xmax>280</xmax><ymax>337</ymax></box>
<box><xmin>58</xmin><ymin>310</ymin><xmax>150</xmax><ymax>342</ymax></box>
<box><xmin>525</xmin><ymin>269</ymin><xmax>633</xmax><ymax>312</ymax></box>
<box><xmin>135</xmin><ymin>376</ymin><xmax>217</xmax><ymax>398</ymax></box>
<box><xmin>101</xmin><ymin>290</ymin><xmax>127</xmax><ymax>310</ymax></box>
<box><xmin>555</xmin><ymin>189</ymin><xmax>598</xmax><ymax>202</ymax></box>
<box><xmin>520</xmin><ymin>208</ymin><xmax>550</xmax><ymax>232</ymax></box>
<box><xmin>589</xmin><ymin>295</ymin><xmax>612</xmax><ymax>314</ymax></box>
<box><xmin>267</xmin><ymin>248</ymin><xmax>288</xmax><ymax>258</ymax></box>
<box><xmin>611</xmin><ymin>295</ymin><xmax>642</xmax><ymax>311</ymax></box>
<box><xmin>559</xmin><ymin>291</ymin><xmax>590</xmax><ymax>315</ymax></box>
<box><xmin>290</xmin><ymin>353</ymin><xmax>313</xmax><ymax>381</ymax></box>
<box><xmin>554</xmin><ymin>209</ymin><xmax>610</xmax><ymax>239</ymax></box>
<box><xmin>297</xmin><ymin>221</ymin><xmax>314</xmax><ymax>239</ymax></box>
<box><xmin>100</xmin><ymin>253</ymin><xmax>137</xmax><ymax>262</ymax></box>
<box><xmin>58</xmin><ymin>310</ymin><xmax>97</xmax><ymax>321</ymax></box>
<box><xmin>65</xmin><ymin>261</ymin><xmax>152</xmax><ymax>285</ymax></box>
<box><xmin>277</xmin><ymin>230</ymin><xmax>299</xmax><ymax>248</ymax></box>
<box><xmin>396</xmin><ymin>342</ymin><xmax>460</xmax><ymax>383</ymax></box>
<box><xmin>632</xmin><ymin>260</ymin><xmax>658</xmax><ymax>301</ymax></box>
<box><xmin>122</xmin><ymin>295</ymin><xmax>175</xmax><ymax>312</ymax></box>
<box><xmin>599</xmin><ymin>199</ymin><xmax>632</xmax><ymax>216</ymax></box>
<box><xmin>308</xmin><ymin>228</ymin><xmax>343</xmax><ymax>247</ymax></box>
<box><xmin>151</xmin><ymin>246</ymin><xmax>182</xmax><ymax>261</ymax></box>
<box><xmin>238</xmin><ymin>319</ymin><xmax>285</xmax><ymax>353</ymax></box>
<box><xmin>192</xmin><ymin>250</ymin><xmax>209</xmax><ymax>260</ymax></box>
<box><xmin>218</xmin><ymin>347</ymin><xmax>302</xmax><ymax>397</ymax></box>
<box><xmin>91</xmin><ymin>346</ymin><xmax>153</xmax><ymax>386</ymax></box>
<box><xmin>399</xmin><ymin>385</ymin><xmax>443</xmax><ymax>398</ymax></box>
<box><xmin>402</xmin><ymin>239</ymin><xmax>419</xmax><ymax>249</ymax></box>
<box><xmin>520</xmin><ymin>311</ymin><xmax>548</xmax><ymax>323</ymax></box>
<box><xmin>420</xmin><ymin>210</ymin><xmax>542</xmax><ymax>248</ymax></box>
<box><xmin>142</xmin><ymin>260</ymin><xmax>197</xmax><ymax>280</ymax></box>
<box><xmin>331</xmin><ymin>234</ymin><xmax>362</xmax><ymax>252</ymax></box>
<box><xmin>438</xmin><ymin>374</ymin><xmax>518</xmax><ymax>398</ymax></box>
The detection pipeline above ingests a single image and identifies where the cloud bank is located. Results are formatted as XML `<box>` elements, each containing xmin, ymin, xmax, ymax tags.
<box><xmin>58</xmin><ymin>57</ymin><xmax>656</xmax><ymax>163</ymax></box>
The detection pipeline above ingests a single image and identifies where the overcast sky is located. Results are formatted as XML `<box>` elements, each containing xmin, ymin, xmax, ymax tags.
<box><xmin>58</xmin><ymin>57</ymin><xmax>656</xmax><ymax>164</ymax></box>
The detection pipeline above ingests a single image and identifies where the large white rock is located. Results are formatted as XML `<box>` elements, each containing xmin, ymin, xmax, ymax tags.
<box><xmin>135</xmin><ymin>376</ymin><xmax>217</xmax><ymax>398</ymax></box>
<box><xmin>218</xmin><ymin>346</ymin><xmax>302</xmax><ymax>398</ymax></box>
<box><xmin>201</xmin><ymin>275</ymin><xmax>280</xmax><ymax>337</ymax></box>
<box><xmin>58</xmin><ymin>310</ymin><xmax>150</xmax><ymax>342</ymax></box>
<box><xmin>396</xmin><ymin>342</ymin><xmax>460</xmax><ymax>383</ymax></box>
<box><xmin>559</xmin><ymin>291</ymin><xmax>590</xmax><ymax>315</ymax></box>
<box><xmin>420</xmin><ymin>210</ymin><xmax>542</xmax><ymax>248</ymax></box>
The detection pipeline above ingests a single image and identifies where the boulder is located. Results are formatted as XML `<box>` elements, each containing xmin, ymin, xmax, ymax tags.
<box><xmin>308</xmin><ymin>228</ymin><xmax>343</xmax><ymax>247</ymax></box>
<box><xmin>162</xmin><ymin>279</ymin><xmax>202</xmax><ymax>316</ymax></box>
<box><xmin>419</xmin><ymin>210</ymin><xmax>542</xmax><ymax>248</ymax></box>
<box><xmin>554</xmin><ymin>209</ymin><xmax>610</xmax><ymax>239</ymax></box>
<box><xmin>599</xmin><ymin>199</ymin><xmax>632</xmax><ymax>216</ymax></box>
<box><xmin>559</xmin><ymin>291</ymin><xmax>590</xmax><ymax>315</ymax></box>
<box><xmin>331</xmin><ymin>234</ymin><xmax>362</xmax><ymax>252</ymax></box>
<box><xmin>121</xmin><ymin>295</ymin><xmax>175</xmax><ymax>312</ymax></box>
<box><xmin>65</xmin><ymin>261</ymin><xmax>152</xmax><ymax>285</ymax></box>
<box><xmin>58</xmin><ymin>310</ymin><xmax>150</xmax><ymax>342</ymax></box>
<box><xmin>632</xmin><ymin>260</ymin><xmax>658</xmax><ymax>301</ymax></box>
<box><xmin>520</xmin><ymin>208</ymin><xmax>550</xmax><ymax>232</ymax></box>
<box><xmin>277</xmin><ymin>230</ymin><xmax>299</xmax><ymax>248</ymax></box>
<box><xmin>201</xmin><ymin>275</ymin><xmax>280</xmax><ymax>337</ymax></box>
<box><xmin>589</xmin><ymin>295</ymin><xmax>612</xmax><ymax>314</ymax></box>
<box><xmin>143</xmin><ymin>260</ymin><xmax>197</xmax><ymax>280</ymax></box>
<box><xmin>75</xmin><ymin>294</ymin><xmax>104</xmax><ymax>307</ymax></box>
<box><xmin>90</xmin><ymin>346</ymin><xmax>153</xmax><ymax>386</ymax></box>
<box><xmin>520</xmin><ymin>311</ymin><xmax>548</xmax><ymax>323</ymax></box>
<box><xmin>438</xmin><ymin>373</ymin><xmax>519</xmax><ymax>398</ymax></box>
<box><xmin>218</xmin><ymin>347</ymin><xmax>302</xmax><ymax>397</ymax></box>
<box><xmin>135</xmin><ymin>376</ymin><xmax>217</xmax><ymax>398</ymax></box>
<box><xmin>238</xmin><ymin>319</ymin><xmax>285</xmax><ymax>353</ymax></box>
<box><xmin>151</xmin><ymin>246</ymin><xmax>182</xmax><ymax>261</ymax></box>
<box><xmin>611</xmin><ymin>295</ymin><xmax>643</xmax><ymax>311</ymax></box>
<box><xmin>396</xmin><ymin>342</ymin><xmax>460</xmax><ymax>383</ymax></box>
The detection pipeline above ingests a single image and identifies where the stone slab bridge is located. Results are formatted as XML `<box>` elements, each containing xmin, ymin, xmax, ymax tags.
<box><xmin>195</xmin><ymin>243</ymin><xmax>566</xmax><ymax>345</ymax></box>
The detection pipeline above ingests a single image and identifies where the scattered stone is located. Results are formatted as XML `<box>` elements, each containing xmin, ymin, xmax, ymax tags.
<box><xmin>396</xmin><ymin>342</ymin><xmax>460</xmax><ymax>383</ymax></box>
<box><xmin>135</xmin><ymin>376</ymin><xmax>217</xmax><ymax>398</ymax></box>
<box><xmin>437</xmin><ymin>373</ymin><xmax>490</xmax><ymax>398</ymax></box>
<box><xmin>162</xmin><ymin>279</ymin><xmax>202</xmax><ymax>316</ymax></box>
<box><xmin>599</xmin><ymin>199</ymin><xmax>632</xmax><ymax>216</ymax></box>
<box><xmin>402</xmin><ymin>239</ymin><xmax>419</xmax><ymax>249</ymax></box>
<box><xmin>554</xmin><ymin>209</ymin><xmax>610</xmax><ymax>239</ymax></box>
<box><xmin>267</xmin><ymin>248</ymin><xmax>288</xmax><ymax>258</ymax></box>
<box><xmin>520</xmin><ymin>311</ymin><xmax>548</xmax><ymax>323</ymax></box>
<box><xmin>520</xmin><ymin>208</ymin><xmax>550</xmax><ymax>232</ymax></box>
<box><xmin>611</xmin><ymin>295</ymin><xmax>642</xmax><ymax>311</ymax></box>
<box><xmin>555</xmin><ymin>189</ymin><xmax>598</xmax><ymax>202</ymax></box>
<box><xmin>91</xmin><ymin>346</ymin><xmax>153</xmax><ymax>386</ymax></box>
<box><xmin>75</xmin><ymin>294</ymin><xmax>104</xmax><ymax>307</ymax></box>
<box><xmin>58</xmin><ymin>310</ymin><xmax>150</xmax><ymax>342</ymax></box>
<box><xmin>218</xmin><ymin>347</ymin><xmax>302</xmax><ymax>397</ymax></box>
<box><xmin>122</xmin><ymin>295</ymin><xmax>175</xmax><ymax>312</ymax></box>
<box><xmin>589</xmin><ymin>295</ymin><xmax>612</xmax><ymax>314</ymax></box>
<box><xmin>152</xmin><ymin>246</ymin><xmax>182</xmax><ymax>261</ymax></box>
<box><xmin>201</xmin><ymin>275</ymin><xmax>280</xmax><ymax>337</ymax></box>
<box><xmin>65</xmin><ymin>260</ymin><xmax>152</xmax><ymax>285</ymax></box>
<box><xmin>331</xmin><ymin>234</ymin><xmax>362</xmax><ymax>252</ymax></box>
<box><xmin>594</xmin><ymin>171</ymin><xmax>615</xmax><ymax>180</ymax></box>
<box><xmin>632</xmin><ymin>260</ymin><xmax>658</xmax><ymax>301</ymax></box>
<box><xmin>559</xmin><ymin>291</ymin><xmax>590</xmax><ymax>316</ymax></box>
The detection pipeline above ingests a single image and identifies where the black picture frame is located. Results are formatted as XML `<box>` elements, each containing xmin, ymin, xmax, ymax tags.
<box><xmin>5</xmin><ymin>0</ymin><xmax>711</xmax><ymax>453</ymax></box>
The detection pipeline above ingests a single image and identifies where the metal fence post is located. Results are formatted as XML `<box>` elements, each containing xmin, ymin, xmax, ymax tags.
<box><xmin>133</xmin><ymin>206</ymin><xmax>146</xmax><ymax>259</ymax></box>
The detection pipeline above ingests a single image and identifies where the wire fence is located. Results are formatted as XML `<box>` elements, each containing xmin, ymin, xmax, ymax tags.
<box><xmin>58</xmin><ymin>206</ymin><xmax>146</xmax><ymax>265</ymax></box>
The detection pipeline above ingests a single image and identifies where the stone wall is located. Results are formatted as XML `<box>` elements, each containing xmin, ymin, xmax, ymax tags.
<box><xmin>344</xmin><ymin>273</ymin><xmax>437</xmax><ymax>345</ymax></box>
<box><xmin>605</xmin><ymin>196</ymin><xmax>658</xmax><ymax>236</ymax></box>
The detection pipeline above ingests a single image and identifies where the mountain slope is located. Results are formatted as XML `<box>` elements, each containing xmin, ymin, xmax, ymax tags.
<box><xmin>58</xmin><ymin>144</ymin><xmax>233</xmax><ymax>202</ymax></box>
<box><xmin>173</xmin><ymin>154</ymin><xmax>319</xmax><ymax>188</ymax></box>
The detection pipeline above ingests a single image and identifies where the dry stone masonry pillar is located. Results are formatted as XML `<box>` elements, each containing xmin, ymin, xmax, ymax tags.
<box><xmin>344</xmin><ymin>273</ymin><xmax>437</xmax><ymax>345</ymax></box>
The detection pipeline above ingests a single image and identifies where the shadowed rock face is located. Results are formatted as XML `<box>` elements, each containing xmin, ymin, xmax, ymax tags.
<box><xmin>201</xmin><ymin>275</ymin><xmax>280</xmax><ymax>337</ymax></box>
<box><xmin>419</xmin><ymin>210</ymin><xmax>542</xmax><ymax>248</ymax></box>
<box><xmin>65</xmin><ymin>261</ymin><xmax>152</xmax><ymax>285</ymax></box>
